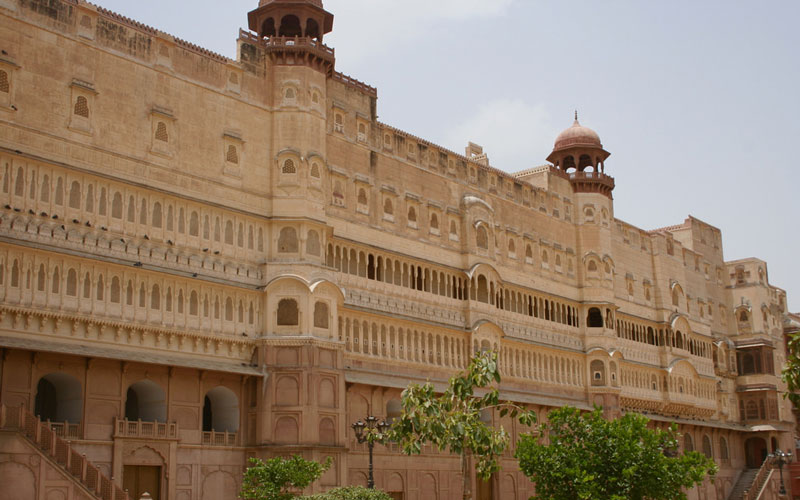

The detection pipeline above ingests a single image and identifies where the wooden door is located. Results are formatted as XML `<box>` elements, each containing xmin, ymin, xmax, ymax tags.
<box><xmin>477</xmin><ymin>477</ymin><xmax>493</xmax><ymax>500</ymax></box>
<box><xmin>123</xmin><ymin>465</ymin><xmax>162</xmax><ymax>500</ymax></box>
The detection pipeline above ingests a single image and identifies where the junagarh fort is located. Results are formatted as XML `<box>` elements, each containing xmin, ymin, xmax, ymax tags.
<box><xmin>0</xmin><ymin>0</ymin><xmax>796</xmax><ymax>499</ymax></box>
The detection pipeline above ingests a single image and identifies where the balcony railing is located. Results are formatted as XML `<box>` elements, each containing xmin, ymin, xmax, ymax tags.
<box><xmin>46</xmin><ymin>420</ymin><xmax>81</xmax><ymax>439</ymax></box>
<box><xmin>202</xmin><ymin>430</ymin><xmax>238</xmax><ymax>447</ymax></box>
<box><xmin>114</xmin><ymin>418</ymin><xmax>178</xmax><ymax>440</ymax></box>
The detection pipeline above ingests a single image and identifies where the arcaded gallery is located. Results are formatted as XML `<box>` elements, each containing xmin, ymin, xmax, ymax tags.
<box><xmin>0</xmin><ymin>0</ymin><xmax>794</xmax><ymax>499</ymax></box>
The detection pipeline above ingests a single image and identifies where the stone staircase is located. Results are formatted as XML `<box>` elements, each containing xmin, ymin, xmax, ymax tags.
<box><xmin>727</xmin><ymin>458</ymin><xmax>774</xmax><ymax>500</ymax></box>
<box><xmin>728</xmin><ymin>469</ymin><xmax>760</xmax><ymax>500</ymax></box>
<box><xmin>0</xmin><ymin>404</ymin><xmax>130</xmax><ymax>500</ymax></box>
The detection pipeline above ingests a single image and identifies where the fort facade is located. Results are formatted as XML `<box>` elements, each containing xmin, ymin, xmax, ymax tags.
<box><xmin>0</xmin><ymin>1</ymin><xmax>794</xmax><ymax>499</ymax></box>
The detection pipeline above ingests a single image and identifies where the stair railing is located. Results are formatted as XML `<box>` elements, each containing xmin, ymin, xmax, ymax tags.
<box><xmin>0</xmin><ymin>404</ymin><xmax>129</xmax><ymax>500</ymax></box>
<box><xmin>743</xmin><ymin>456</ymin><xmax>775</xmax><ymax>500</ymax></box>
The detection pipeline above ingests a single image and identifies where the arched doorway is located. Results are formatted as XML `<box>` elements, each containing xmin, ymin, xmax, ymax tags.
<box><xmin>34</xmin><ymin>373</ymin><xmax>83</xmax><ymax>425</ymax></box>
<box><xmin>202</xmin><ymin>386</ymin><xmax>240</xmax><ymax>433</ymax></box>
<box><xmin>125</xmin><ymin>380</ymin><xmax>167</xmax><ymax>422</ymax></box>
<box><xmin>745</xmin><ymin>437</ymin><xmax>768</xmax><ymax>468</ymax></box>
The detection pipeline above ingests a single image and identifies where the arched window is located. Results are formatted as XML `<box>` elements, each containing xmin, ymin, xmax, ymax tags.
<box><xmin>430</xmin><ymin>213</ymin><xmax>439</xmax><ymax>230</ymax></box>
<box><xmin>332</xmin><ymin>181</ymin><xmax>344</xmax><ymax>204</ymax></box>
<box><xmin>125</xmin><ymin>380</ymin><xmax>166</xmax><ymax>422</ymax></box>
<box><xmin>74</xmin><ymin>96</ymin><xmax>89</xmax><ymax>118</ymax></box>
<box><xmin>68</xmin><ymin>181</ymin><xmax>81</xmax><ymax>209</ymax></box>
<box><xmin>0</xmin><ymin>70</ymin><xmax>8</xmax><ymax>94</ymax></box>
<box><xmin>719</xmin><ymin>437</ymin><xmax>729</xmax><ymax>461</ymax></box>
<box><xmin>590</xmin><ymin>360</ymin><xmax>605</xmax><ymax>386</ymax></box>
<box><xmin>587</xmin><ymin>308</ymin><xmax>603</xmax><ymax>328</ymax></box>
<box><xmin>152</xmin><ymin>202</ymin><xmax>162</xmax><ymax>228</ymax></box>
<box><xmin>449</xmin><ymin>220</ymin><xmax>458</xmax><ymax>237</ymax></box>
<box><xmin>357</xmin><ymin>188</ymin><xmax>368</xmax><ymax>206</ymax></box>
<box><xmin>383</xmin><ymin>198</ymin><xmax>393</xmax><ymax>216</ymax></box>
<box><xmin>202</xmin><ymin>386</ymin><xmax>240</xmax><ymax>433</ymax></box>
<box><xmin>111</xmin><ymin>276</ymin><xmax>120</xmax><ymax>304</ymax></box>
<box><xmin>476</xmin><ymin>276</ymin><xmax>489</xmax><ymax>303</ymax></box>
<box><xmin>476</xmin><ymin>226</ymin><xmax>488</xmax><ymax>250</ymax></box>
<box><xmin>683</xmin><ymin>434</ymin><xmax>694</xmax><ymax>452</ymax></box>
<box><xmin>35</xmin><ymin>373</ymin><xmax>83</xmax><ymax>424</ymax></box>
<box><xmin>281</xmin><ymin>159</ymin><xmax>296</xmax><ymax>174</ymax></box>
<box><xmin>155</xmin><ymin>121</ymin><xmax>168</xmax><ymax>142</ymax></box>
<box><xmin>314</xmin><ymin>301</ymin><xmax>329</xmax><ymax>328</ymax></box>
<box><xmin>189</xmin><ymin>211</ymin><xmax>199</xmax><ymax>237</ymax></box>
<box><xmin>95</xmin><ymin>274</ymin><xmax>105</xmax><ymax>300</ymax></box>
<box><xmin>508</xmin><ymin>239</ymin><xmax>516</xmax><ymax>255</ymax></box>
<box><xmin>284</xmin><ymin>87</ymin><xmax>296</xmax><ymax>100</ymax></box>
<box><xmin>306</xmin><ymin>230</ymin><xmax>321</xmax><ymax>256</ymax></box>
<box><xmin>226</xmin><ymin>145</ymin><xmax>239</xmax><ymax>164</ymax></box>
<box><xmin>334</xmin><ymin>113</ymin><xmax>344</xmax><ymax>133</ymax></box>
<box><xmin>702</xmin><ymin>435</ymin><xmax>713</xmax><ymax>458</ymax></box>
<box><xmin>277</xmin><ymin>298</ymin><xmax>299</xmax><ymax>326</ymax></box>
<box><xmin>277</xmin><ymin>227</ymin><xmax>299</xmax><ymax>253</ymax></box>
<box><xmin>407</xmin><ymin>206</ymin><xmax>417</xmax><ymax>223</ymax></box>
<box><xmin>225</xmin><ymin>297</ymin><xmax>233</xmax><ymax>321</ymax></box>
<box><xmin>225</xmin><ymin>220</ymin><xmax>234</xmax><ymax>245</ymax></box>
<box><xmin>112</xmin><ymin>192</ymin><xmax>122</xmax><ymax>219</ymax></box>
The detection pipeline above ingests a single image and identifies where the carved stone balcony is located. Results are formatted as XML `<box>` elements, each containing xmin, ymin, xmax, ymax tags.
<box><xmin>202</xmin><ymin>430</ymin><xmax>238</xmax><ymax>447</ymax></box>
<box><xmin>114</xmin><ymin>418</ymin><xmax>178</xmax><ymax>440</ymax></box>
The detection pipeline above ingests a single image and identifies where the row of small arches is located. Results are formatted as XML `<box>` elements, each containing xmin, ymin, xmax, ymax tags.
<box><xmin>683</xmin><ymin>433</ymin><xmax>728</xmax><ymax>461</ymax></box>
<box><xmin>34</xmin><ymin>372</ymin><xmax>239</xmax><ymax>433</ymax></box>
<box><xmin>276</xmin><ymin>298</ymin><xmax>329</xmax><ymax>329</ymax></box>
<box><xmin>339</xmin><ymin>316</ymin><xmax>469</xmax><ymax>369</ymax></box>
<box><xmin>668</xmin><ymin>375</ymin><xmax>715</xmax><ymax>399</ymax></box>
<box><xmin>0</xmin><ymin>164</ymin><xmax>267</xmax><ymax>254</ymax></box>
<box><xmin>326</xmin><ymin>242</ymin><xmax>580</xmax><ymax>328</ymax></box>
<box><xmin>0</xmin><ymin>257</ymin><xmax>259</xmax><ymax>331</ymax></box>
<box><xmin>615</xmin><ymin>319</ymin><xmax>713</xmax><ymax>359</ymax></box>
<box><xmin>279</xmin><ymin>158</ymin><xmax>321</xmax><ymax>179</ymax></box>
<box><xmin>499</xmin><ymin>345</ymin><xmax>584</xmax><ymax>387</ymax></box>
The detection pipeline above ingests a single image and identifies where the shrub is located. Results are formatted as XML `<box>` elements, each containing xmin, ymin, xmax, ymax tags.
<box><xmin>304</xmin><ymin>486</ymin><xmax>392</xmax><ymax>500</ymax></box>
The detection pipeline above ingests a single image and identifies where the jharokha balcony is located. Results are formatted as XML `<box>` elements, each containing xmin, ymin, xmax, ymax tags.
<box><xmin>549</xmin><ymin>167</ymin><xmax>616</xmax><ymax>197</ymax></box>
<box><xmin>238</xmin><ymin>30</ymin><xmax>335</xmax><ymax>73</ymax></box>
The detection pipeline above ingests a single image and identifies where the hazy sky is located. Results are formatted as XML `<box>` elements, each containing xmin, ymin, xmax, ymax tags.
<box><xmin>96</xmin><ymin>0</ymin><xmax>800</xmax><ymax>311</ymax></box>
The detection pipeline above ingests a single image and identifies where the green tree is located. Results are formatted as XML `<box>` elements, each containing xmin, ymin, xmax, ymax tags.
<box><xmin>387</xmin><ymin>350</ymin><xmax>536</xmax><ymax>500</ymax></box>
<box><xmin>303</xmin><ymin>486</ymin><xmax>392</xmax><ymax>500</ymax></box>
<box><xmin>782</xmin><ymin>331</ymin><xmax>800</xmax><ymax>408</ymax></box>
<box><xmin>240</xmin><ymin>455</ymin><xmax>332</xmax><ymax>500</ymax></box>
<box><xmin>515</xmin><ymin>406</ymin><xmax>718</xmax><ymax>500</ymax></box>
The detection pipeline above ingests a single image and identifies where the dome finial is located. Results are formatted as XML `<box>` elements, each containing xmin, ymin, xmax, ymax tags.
<box><xmin>574</xmin><ymin>109</ymin><xmax>579</xmax><ymax>123</ymax></box>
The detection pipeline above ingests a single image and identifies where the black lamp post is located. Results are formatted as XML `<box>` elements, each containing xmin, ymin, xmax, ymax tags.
<box><xmin>770</xmin><ymin>448</ymin><xmax>792</xmax><ymax>496</ymax></box>
<box><xmin>351</xmin><ymin>415</ymin><xmax>390</xmax><ymax>489</ymax></box>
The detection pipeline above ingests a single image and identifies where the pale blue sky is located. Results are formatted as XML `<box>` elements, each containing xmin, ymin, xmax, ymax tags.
<box><xmin>96</xmin><ymin>0</ymin><xmax>800</xmax><ymax>311</ymax></box>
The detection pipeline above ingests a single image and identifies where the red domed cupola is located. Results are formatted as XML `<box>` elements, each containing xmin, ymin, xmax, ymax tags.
<box><xmin>248</xmin><ymin>0</ymin><xmax>334</xmax><ymax>41</ymax></box>
<box><xmin>547</xmin><ymin>112</ymin><xmax>615</xmax><ymax>198</ymax></box>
